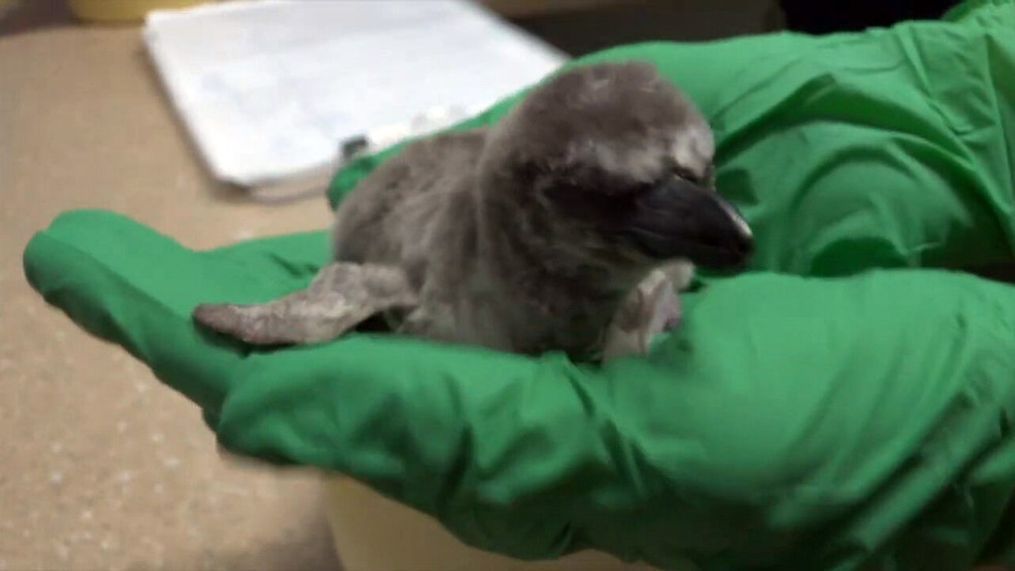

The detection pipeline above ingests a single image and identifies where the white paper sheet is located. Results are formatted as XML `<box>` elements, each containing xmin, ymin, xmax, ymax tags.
<box><xmin>143</xmin><ymin>0</ymin><xmax>566</xmax><ymax>187</ymax></box>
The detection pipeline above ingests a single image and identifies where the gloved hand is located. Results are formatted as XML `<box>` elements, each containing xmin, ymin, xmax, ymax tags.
<box><xmin>22</xmin><ymin>1</ymin><xmax>1015</xmax><ymax>569</ymax></box>
<box><xmin>23</xmin><ymin>210</ymin><xmax>1015</xmax><ymax>570</ymax></box>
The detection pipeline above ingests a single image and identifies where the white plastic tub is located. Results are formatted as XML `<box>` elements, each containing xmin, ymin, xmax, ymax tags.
<box><xmin>324</xmin><ymin>477</ymin><xmax>670</xmax><ymax>571</ymax></box>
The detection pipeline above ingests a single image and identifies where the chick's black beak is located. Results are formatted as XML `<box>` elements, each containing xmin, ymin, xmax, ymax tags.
<box><xmin>625</xmin><ymin>177</ymin><xmax>754</xmax><ymax>270</ymax></box>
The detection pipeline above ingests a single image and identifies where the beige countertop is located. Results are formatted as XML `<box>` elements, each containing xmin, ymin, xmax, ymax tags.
<box><xmin>0</xmin><ymin>26</ymin><xmax>342</xmax><ymax>570</ymax></box>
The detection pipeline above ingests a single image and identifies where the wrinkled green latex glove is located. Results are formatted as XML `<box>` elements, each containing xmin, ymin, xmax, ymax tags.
<box><xmin>22</xmin><ymin>1</ymin><xmax>1015</xmax><ymax>569</ymax></box>
<box><xmin>332</xmin><ymin>1</ymin><xmax>1015</xmax><ymax>279</ymax></box>
<box><xmin>23</xmin><ymin>211</ymin><xmax>1015</xmax><ymax>569</ymax></box>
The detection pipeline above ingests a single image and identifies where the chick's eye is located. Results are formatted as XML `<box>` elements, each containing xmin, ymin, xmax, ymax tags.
<box><xmin>672</xmin><ymin>166</ymin><xmax>701</xmax><ymax>184</ymax></box>
<box><xmin>545</xmin><ymin>182</ymin><xmax>638</xmax><ymax>220</ymax></box>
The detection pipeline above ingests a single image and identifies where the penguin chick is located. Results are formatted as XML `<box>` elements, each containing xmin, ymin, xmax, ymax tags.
<box><xmin>194</xmin><ymin>61</ymin><xmax>753</xmax><ymax>361</ymax></box>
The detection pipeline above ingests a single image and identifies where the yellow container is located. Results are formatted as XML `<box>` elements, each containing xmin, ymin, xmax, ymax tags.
<box><xmin>68</xmin><ymin>0</ymin><xmax>211</xmax><ymax>23</ymax></box>
<box><xmin>323</xmin><ymin>476</ymin><xmax>692</xmax><ymax>571</ymax></box>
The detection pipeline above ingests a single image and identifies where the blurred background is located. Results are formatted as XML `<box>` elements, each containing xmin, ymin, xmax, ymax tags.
<box><xmin>10</xmin><ymin>0</ymin><xmax>783</xmax><ymax>41</ymax></box>
<box><xmin>0</xmin><ymin>0</ymin><xmax>961</xmax><ymax>49</ymax></box>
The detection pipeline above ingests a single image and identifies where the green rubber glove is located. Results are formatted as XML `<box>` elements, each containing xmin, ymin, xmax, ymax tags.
<box><xmin>22</xmin><ymin>1</ymin><xmax>1015</xmax><ymax>569</ymax></box>
<box><xmin>333</xmin><ymin>0</ymin><xmax>1015</xmax><ymax>279</ymax></box>
<box><xmin>23</xmin><ymin>211</ymin><xmax>1015</xmax><ymax>569</ymax></box>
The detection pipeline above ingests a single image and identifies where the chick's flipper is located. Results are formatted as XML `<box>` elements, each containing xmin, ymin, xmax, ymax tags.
<box><xmin>193</xmin><ymin>262</ymin><xmax>418</xmax><ymax>346</ymax></box>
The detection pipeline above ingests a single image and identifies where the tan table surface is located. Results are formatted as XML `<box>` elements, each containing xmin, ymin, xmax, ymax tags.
<box><xmin>0</xmin><ymin>26</ymin><xmax>343</xmax><ymax>570</ymax></box>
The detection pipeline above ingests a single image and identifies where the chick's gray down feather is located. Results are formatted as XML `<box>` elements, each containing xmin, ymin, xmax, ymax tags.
<box><xmin>194</xmin><ymin>61</ymin><xmax>753</xmax><ymax>361</ymax></box>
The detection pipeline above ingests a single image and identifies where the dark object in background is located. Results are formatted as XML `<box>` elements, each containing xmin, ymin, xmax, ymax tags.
<box><xmin>510</xmin><ymin>0</ymin><xmax>774</xmax><ymax>57</ymax></box>
<box><xmin>779</xmin><ymin>0</ymin><xmax>959</xmax><ymax>33</ymax></box>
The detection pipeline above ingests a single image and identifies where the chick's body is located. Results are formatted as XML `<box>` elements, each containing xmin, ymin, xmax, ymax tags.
<box><xmin>193</xmin><ymin>62</ymin><xmax>754</xmax><ymax>360</ymax></box>
<box><xmin>333</xmin><ymin>129</ymin><xmax>618</xmax><ymax>357</ymax></box>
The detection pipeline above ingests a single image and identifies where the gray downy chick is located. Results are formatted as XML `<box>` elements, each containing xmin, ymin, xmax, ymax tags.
<box><xmin>194</xmin><ymin>61</ymin><xmax>753</xmax><ymax>361</ymax></box>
